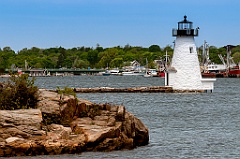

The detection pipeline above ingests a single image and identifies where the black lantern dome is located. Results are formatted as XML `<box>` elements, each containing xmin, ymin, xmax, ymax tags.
<box><xmin>172</xmin><ymin>15</ymin><xmax>199</xmax><ymax>37</ymax></box>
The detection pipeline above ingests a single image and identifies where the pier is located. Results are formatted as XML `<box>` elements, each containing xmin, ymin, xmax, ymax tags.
<box><xmin>68</xmin><ymin>86</ymin><xmax>206</xmax><ymax>93</ymax></box>
<box><xmin>74</xmin><ymin>86</ymin><xmax>173</xmax><ymax>93</ymax></box>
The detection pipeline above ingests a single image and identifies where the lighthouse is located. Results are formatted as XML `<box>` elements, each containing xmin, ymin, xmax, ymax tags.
<box><xmin>166</xmin><ymin>16</ymin><xmax>216</xmax><ymax>92</ymax></box>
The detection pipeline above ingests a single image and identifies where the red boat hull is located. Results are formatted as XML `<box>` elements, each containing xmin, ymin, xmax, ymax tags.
<box><xmin>228</xmin><ymin>66</ymin><xmax>240</xmax><ymax>77</ymax></box>
<box><xmin>202</xmin><ymin>72</ymin><xmax>216</xmax><ymax>78</ymax></box>
<box><xmin>158</xmin><ymin>72</ymin><xmax>165</xmax><ymax>78</ymax></box>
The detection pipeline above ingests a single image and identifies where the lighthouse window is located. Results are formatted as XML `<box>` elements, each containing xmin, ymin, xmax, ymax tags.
<box><xmin>189</xmin><ymin>47</ymin><xmax>193</xmax><ymax>53</ymax></box>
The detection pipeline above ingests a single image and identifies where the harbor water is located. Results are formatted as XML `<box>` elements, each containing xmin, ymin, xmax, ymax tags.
<box><xmin>1</xmin><ymin>76</ymin><xmax>240</xmax><ymax>159</ymax></box>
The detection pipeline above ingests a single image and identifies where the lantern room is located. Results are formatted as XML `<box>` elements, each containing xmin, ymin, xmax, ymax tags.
<box><xmin>172</xmin><ymin>15</ymin><xmax>199</xmax><ymax>37</ymax></box>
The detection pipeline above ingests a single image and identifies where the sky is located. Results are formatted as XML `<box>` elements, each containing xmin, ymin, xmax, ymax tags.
<box><xmin>0</xmin><ymin>0</ymin><xmax>240</xmax><ymax>52</ymax></box>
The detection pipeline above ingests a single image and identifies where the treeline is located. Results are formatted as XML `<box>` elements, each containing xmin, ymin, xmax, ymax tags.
<box><xmin>0</xmin><ymin>44</ymin><xmax>240</xmax><ymax>70</ymax></box>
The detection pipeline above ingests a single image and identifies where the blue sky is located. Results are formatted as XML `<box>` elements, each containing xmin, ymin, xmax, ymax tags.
<box><xmin>0</xmin><ymin>0</ymin><xmax>239</xmax><ymax>51</ymax></box>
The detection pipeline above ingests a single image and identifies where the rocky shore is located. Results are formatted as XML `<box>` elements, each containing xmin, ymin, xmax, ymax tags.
<box><xmin>0</xmin><ymin>89</ymin><xmax>149</xmax><ymax>157</ymax></box>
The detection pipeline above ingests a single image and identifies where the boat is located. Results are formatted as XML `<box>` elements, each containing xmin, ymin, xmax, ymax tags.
<box><xmin>158</xmin><ymin>71</ymin><xmax>165</xmax><ymax>78</ymax></box>
<box><xmin>148</xmin><ymin>69</ymin><xmax>158</xmax><ymax>77</ymax></box>
<box><xmin>143</xmin><ymin>74</ymin><xmax>152</xmax><ymax>77</ymax></box>
<box><xmin>156</xmin><ymin>51</ymin><xmax>168</xmax><ymax>78</ymax></box>
<box><xmin>223</xmin><ymin>45</ymin><xmax>240</xmax><ymax>77</ymax></box>
<box><xmin>101</xmin><ymin>70</ymin><xmax>111</xmax><ymax>76</ymax></box>
<box><xmin>144</xmin><ymin>71</ymin><xmax>153</xmax><ymax>77</ymax></box>
<box><xmin>122</xmin><ymin>60</ymin><xmax>145</xmax><ymax>76</ymax></box>
<box><xmin>206</xmin><ymin>63</ymin><xmax>226</xmax><ymax>73</ymax></box>
<box><xmin>201</xmin><ymin>72</ymin><xmax>217</xmax><ymax>78</ymax></box>
<box><xmin>144</xmin><ymin>58</ymin><xmax>153</xmax><ymax>77</ymax></box>
<box><xmin>109</xmin><ymin>69</ymin><xmax>120</xmax><ymax>75</ymax></box>
<box><xmin>144</xmin><ymin>69</ymin><xmax>160</xmax><ymax>77</ymax></box>
<box><xmin>228</xmin><ymin>65</ymin><xmax>240</xmax><ymax>77</ymax></box>
<box><xmin>100</xmin><ymin>69</ymin><xmax>120</xmax><ymax>76</ymax></box>
<box><xmin>200</xmin><ymin>41</ymin><xmax>226</xmax><ymax>78</ymax></box>
<box><xmin>144</xmin><ymin>70</ymin><xmax>153</xmax><ymax>78</ymax></box>
<box><xmin>201</xmin><ymin>63</ymin><xmax>226</xmax><ymax>78</ymax></box>
<box><xmin>122</xmin><ymin>71</ymin><xmax>144</xmax><ymax>76</ymax></box>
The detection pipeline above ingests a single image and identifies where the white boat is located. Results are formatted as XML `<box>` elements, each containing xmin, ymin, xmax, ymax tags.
<box><xmin>206</xmin><ymin>63</ymin><xmax>226</xmax><ymax>73</ymax></box>
<box><xmin>144</xmin><ymin>58</ymin><xmax>153</xmax><ymax>77</ymax></box>
<box><xmin>149</xmin><ymin>69</ymin><xmax>158</xmax><ymax>77</ymax></box>
<box><xmin>101</xmin><ymin>69</ymin><xmax>120</xmax><ymax>76</ymax></box>
<box><xmin>101</xmin><ymin>70</ymin><xmax>111</xmax><ymax>76</ymax></box>
<box><xmin>109</xmin><ymin>69</ymin><xmax>120</xmax><ymax>75</ymax></box>
<box><xmin>122</xmin><ymin>60</ymin><xmax>145</xmax><ymax>76</ymax></box>
<box><xmin>144</xmin><ymin>73</ymin><xmax>152</xmax><ymax>78</ymax></box>
<box><xmin>122</xmin><ymin>71</ymin><xmax>144</xmax><ymax>76</ymax></box>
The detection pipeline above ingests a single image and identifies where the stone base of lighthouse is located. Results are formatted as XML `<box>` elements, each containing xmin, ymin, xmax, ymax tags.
<box><xmin>167</xmin><ymin>36</ymin><xmax>216</xmax><ymax>91</ymax></box>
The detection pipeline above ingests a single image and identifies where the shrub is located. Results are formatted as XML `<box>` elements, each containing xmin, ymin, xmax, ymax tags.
<box><xmin>57</xmin><ymin>86</ymin><xmax>76</xmax><ymax>98</ymax></box>
<box><xmin>0</xmin><ymin>73</ymin><xmax>39</xmax><ymax>110</ymax></box>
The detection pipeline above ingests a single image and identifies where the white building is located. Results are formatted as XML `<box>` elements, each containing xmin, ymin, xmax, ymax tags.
<box><xmin>166</xmin><ymin>16</ymin><xmax>216</xmax><ymax>92</ymax></box>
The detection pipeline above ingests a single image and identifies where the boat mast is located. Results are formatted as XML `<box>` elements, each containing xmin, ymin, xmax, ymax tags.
<box><xmin>202</xmin><ymin>40</ymin><xmax>210</xmax><ymax>72</ymax></box>
<box><xmin>164</xmin><ymin>50</ymin><xmax>169</xmax><ymax>86</ymax></box>
<box><xmin>224</xmin><ymin>45</ymin><xmax>235</xmax><ymax>76</ymax></box>
<box><xmin>145</xmin><ymin>58</ymin><xmax>148</xmax><ymax>74</ymax></box>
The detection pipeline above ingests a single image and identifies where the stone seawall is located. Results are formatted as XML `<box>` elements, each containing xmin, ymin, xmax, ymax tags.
<box><xmin>74</xmin><ymin>86</ymin><xmax>173</xmax><ymax>93</ymax></box>
<box><xmin>72</xmin><ymin>86</ymin><xmax>207</xmax><ymax>93</ymax></box>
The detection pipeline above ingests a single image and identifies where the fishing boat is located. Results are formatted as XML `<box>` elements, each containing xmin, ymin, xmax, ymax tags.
<box><xmin>224</xmin><ymin>45</ymin><xmax>240</xmax><ymax>77</ymax></box>
<box><xmin>228</xmin><ymin>65</ymin><xmax>240</xmax><ymax>77</ymax></box>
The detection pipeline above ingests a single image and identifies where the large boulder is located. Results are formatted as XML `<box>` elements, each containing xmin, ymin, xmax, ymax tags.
<box><xmin>0</xmin><ymin>109</ymin><xmax>45</xmax><ymax>139</ymax></box>
<box><xmin>0</xmin><ymin>89</ymin><xmax>149</xmax><ymax>157</ymax></box>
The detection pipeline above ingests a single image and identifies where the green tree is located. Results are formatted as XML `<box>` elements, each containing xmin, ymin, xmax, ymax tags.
<box><xmin>57</xmin><ymin>47</ymin><xmax>67</xmax><ymax>68</ymax></box>
<box><xmin>232</xmin><ymin>52</ymin><xmax>240</xmax><ymax>65</ymax></box>
<box><xmin>209</xmin><ymin>46</ymin><xmax>222</xmax><ymax>64</ymax></box>
<box><xmin>163</xmin><ymin>45</ymin><xmax>173</xmax><ymax>53</ymax></box>
<box><xmin>0</xmin><ymin>47</ymin><xmax>16</xmax><ymax>69</ymax></box>
<box><xmin>98</xmin><ymin>48</ymin><xmax>119</xmax><ymax>68</ymax></box>
<box><xmin>96</xmin><ymin>44</ymin><xmax>104</xmax><ymax>52</ymax></box>
<box><xmin>110</xmin><ymin>57</ymin><xmax>123</xmax><ymax>68</ymax></box>
<box><xmin>73</xmin><ymin>59</ymin><xmax>89</xmax><ymax>68</ymax></box>
<box><xmin>149</xmin><ymin>45</ymin><xmax>161</xmax><ymax>52</ymax></box>
<box><xmin>87</xmin><ymin>50</ymin><xmax>99</xmax><ymax>67</ymax></box>
<box><xmin>123</xmin><ymin>51</ymin><xmax>135</xmax><ymax>61</ymax></box>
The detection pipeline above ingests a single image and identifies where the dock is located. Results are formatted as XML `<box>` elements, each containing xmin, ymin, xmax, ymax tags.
<box><xmin>49</xmin><ymin>86</ymin><xmax>209</xmax><ymax>93</ymax></box>
<box><xmin>74</xmin><ymin>86</ymin><xmax>173</xmax><ymax>93</ymax></box>
<box><xmin>72</xmin><ymin>86</ymin><xmax>208</xmax><ymax>93</ymax></box>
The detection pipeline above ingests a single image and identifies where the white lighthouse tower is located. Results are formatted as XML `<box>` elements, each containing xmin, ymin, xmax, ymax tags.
<box><xmin>166</xmin><ymin>16</ymin><xmax>216</xmax><ymax>92</ymax></box>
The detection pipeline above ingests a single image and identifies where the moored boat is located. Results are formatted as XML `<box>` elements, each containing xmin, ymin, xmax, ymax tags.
<box><xmin>158</xmin><ymin>71</ymin><xmax>165</xmax><ymax>78</ymax></box>
<box><xmin>101</xmin><ymin>70</ymin><xmax>111</xmax><ymax>76</ymax></box>
<box><xmin>109</xmin><ymin>69</ymin><xmax>120</xmax><ymax>75</ymax></box>
<box><xmin>228</xmin><ymin>65</ymin><xmax>240</xmax><ymax>77</ymax></box>
<box><xmin>202</xmin><ymin>72</ymin><xmax>216</xmax><ymax>78</ymax></box>
<box><xmin>122</xmin><ymin>71</ymin><xmax>144</xmax><ymax>76</ymax></box>
<box><xmin>100</xmin><ymin>69</ymin><xmax>120</xmax><ymax>76</ymax></box>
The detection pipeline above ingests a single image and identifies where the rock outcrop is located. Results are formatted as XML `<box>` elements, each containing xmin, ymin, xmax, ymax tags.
<box><xmin>0</xmin><ymin>89</ymin><xmax>149</xmax><ymax>157</ymax></box>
